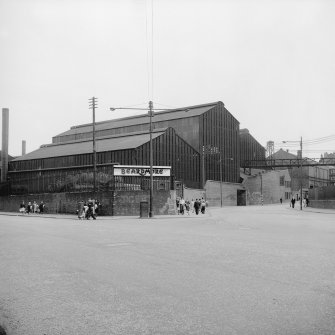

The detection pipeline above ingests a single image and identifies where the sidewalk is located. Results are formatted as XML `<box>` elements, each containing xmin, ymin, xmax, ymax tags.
<box><xmin>0</xmin><ymin>211</ymin><xmax>211</xmax><ymax>220</ymax></box>
<box><xmin>293</xmin><ymin>206</ymin><xmax>335</xmax><ymax>214</ymax></box>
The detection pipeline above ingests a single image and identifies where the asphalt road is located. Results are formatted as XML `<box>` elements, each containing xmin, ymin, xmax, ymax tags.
<box><xmin>0</xmin><ymin>205</ymin><xmax>334</xmax><ymax>335</ymax></box>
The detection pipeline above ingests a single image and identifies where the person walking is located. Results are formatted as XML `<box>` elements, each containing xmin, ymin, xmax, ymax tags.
<box><xmin>194</xmin><ymin>199</ymin><xmax>200</xmax><ymax>215</ymax></box>
<box><xmin>179</xmin><ymin>198</ymin><xmax>185</xmax><ymax>215</ymax></box>
<box><xmin>26</xmin><ymin>202</ymin><xmax>32</xmax><ymax>214</ymax></box>
<box><xmin>185</xmin><ymin>200</ymin><xmax>190</xmax><ymax>215</ymax></box>
<box><xmin>19</xmin><ymin>201</ymin><xmax>26</xmax><ymax>214</ymax></box>
<box><xmin>190</xmin><ymin>199</ymin><xmax>195</xmax><ymax>213</ymax></box>
<box><xmin>77</xmin><ymin>201</ymin><xmax>85</xmax><ymax>219</ymax></box>
<box><xmin>85</xmin><ymin>201</ymin><xmax>96</xmax><ymax>220</ymax></box>
<box><xmin>200</xmin><ymin>198</ymin><xmax>206</xmax><ymax>214</ymax></box>
<box><xmin>39</xmin><ymin>201</ymin><xmax>45</xmax><ymax>214</ymax></box>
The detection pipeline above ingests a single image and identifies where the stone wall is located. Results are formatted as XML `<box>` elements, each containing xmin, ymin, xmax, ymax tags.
<box><xmin>309</xmin><ymin>200</ymin><xmax>335</xmax><ymax>209</ymax></box>
<box><xmin>0</xmin><ymin>190</ymin><xmax>175</xmax><ymax>216</ymax></box>
<box><xmin>205</xmin><ymin>181</ymin><xmax>245</xmax><ymax>207</ymax></box>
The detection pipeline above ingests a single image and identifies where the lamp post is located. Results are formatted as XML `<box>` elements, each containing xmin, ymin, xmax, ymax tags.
<box><xmin>148</xmin><ymin>101</ymin><xmax>154</xmax><ymax>217</ymax></box>
<box><xmin>89</xmin><ymin>97</ymin><xmax>98</xmax><ymax>196</ymax></box>
<box><xmin>282</xmin><ymin>137</ymin><xmax>303</xmax><ymax>210</ymax></box>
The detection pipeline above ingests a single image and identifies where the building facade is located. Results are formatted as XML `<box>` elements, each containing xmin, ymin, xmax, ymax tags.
<box><xmin>9</xmin><ymin>101</ymin><xmax>244</xmax><ymax>195</ymax></box>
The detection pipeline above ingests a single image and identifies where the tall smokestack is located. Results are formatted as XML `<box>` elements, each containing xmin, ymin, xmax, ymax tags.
<box><xmin>1</xmin><ymin>108</ymin><xmax>9</xmax><ymax>182</ymax></box>
<box><xmin>22</xmin><ymin>140</ymin><xmax>26</xmax><ymax>156</ymax></box>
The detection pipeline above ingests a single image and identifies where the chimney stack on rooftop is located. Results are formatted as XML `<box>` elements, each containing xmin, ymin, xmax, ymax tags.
<box><xmin>22</xmin><ymin>140</ymin><xmax>26</xmax><ymax>156</ymax></box>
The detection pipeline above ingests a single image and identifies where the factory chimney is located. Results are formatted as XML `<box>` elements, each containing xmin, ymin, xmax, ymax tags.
<box><xmin>1</xmin><ymin>108</ymin><xmax>9</xmax><ymax>182</ymax></box>
<box><xmin>22</xmin><ymin>140</ymin><xmax>26</xmax><ymax>156</ymax></box>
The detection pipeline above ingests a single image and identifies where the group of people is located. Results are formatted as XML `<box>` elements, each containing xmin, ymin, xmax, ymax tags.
<box><xmin>176</xmin><ymin>197</ymin><xmax>207</xmax><ymax>215</ymax></box>
<box><xmin>19</xmin><ymin>201</ymin><xmax>45</xmax><ymax>214</ymax></box>
<box><xmin>290</xmin><ymin>197</ymin><xmax>309</xmax><ymax>208</ymax></box>
<box><xmin>77</xmin><ymin>200</ymin><xmax>101</xmax><ymax>220</ymax></box>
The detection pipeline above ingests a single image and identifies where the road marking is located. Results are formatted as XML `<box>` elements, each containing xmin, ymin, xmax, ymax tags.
<box><xmin>105</xmin><ymin>242</ymin><xmax>132</xmax><ymax>247</ymax></box>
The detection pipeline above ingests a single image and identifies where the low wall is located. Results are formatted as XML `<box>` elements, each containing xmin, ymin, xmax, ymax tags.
<box><xmin>0</xmin><ymin>190</ymin><xmax>176</xmax><ymax>216</ymax></box>
<box><xmin>309</xmin><ymin>186</ymin><xmax>335</xmax><ymax>210</ymax></box>
<box><xmin>309</xmin><ymin>200</ymin><xmax>335</xmax><ymax>210</ymax></box>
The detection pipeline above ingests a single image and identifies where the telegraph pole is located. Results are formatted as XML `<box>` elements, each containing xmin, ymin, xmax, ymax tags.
<box><xmin>219</xmin><ymin>152</ymin><xmax>223</xmax><ymax>207</ymax></box>
<box><xmin>89</xmin><ymin>97</ymin><xmax>98</xmax><ymax>195</ymax></box>
<box><xmin>148</xmin><ymin>101</ymin><xmax>154</xmax><ymax>217</ymax></box>
<box><xmin>300</xmin><ymin>136</ymin><xmax>303</xmax><ymax>210</ymax></box>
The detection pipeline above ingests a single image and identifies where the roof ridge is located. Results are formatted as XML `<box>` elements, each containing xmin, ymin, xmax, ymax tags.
<box><xmin>69</xmin><ymin>101</ymin><xmax>222</xmax><ymax>130</ymax></box>
<box><xmin>42</xmin><ymin>127</ymin><xmax>169</xmax><ymax>148</ymax></box>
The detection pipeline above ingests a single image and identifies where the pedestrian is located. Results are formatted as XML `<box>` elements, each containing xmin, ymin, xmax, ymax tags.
<box><xmin>176</xmin><ymin>197</ymin><xmax>180</xmax><ymax>215</ymax></box>
<box><xmin>185</xmin><ymin>200</ymin><xmax>190</xmax><ymax>215</ymax></box>
<box><xmin>280</xmin><ymin>198</ymin><xmax>282</xmax><ymax>204</ymax></box>
<box><xmin>77</xmin><ymin>201</ymin><xmax>85</xmax><ymax>219</ymax></box>
<box><xmin>83</xmin><ymin>202</ymin><xmax>88</xmax><ymax>217</ymax></box>
<box><xmin>32</xmin><ymin>201</ymin><xmax>38</xmax><ymax>213</ymax></box>
<box><xmin>39</xmin><ymin>201</ymin><xmax>45</xmax><ymax>214</ymax></box>
<box><xmin>19</xmin><ymin>200</ymin><xmax>26</xmax><ymax>214</ymax></box>
<box><xmin>291</xmin><ymin>198</ymin><xmax>295</xmax><ymax>208</ymax></box>
<box><xmin>94</xmin><ymin>200</ymin><xmax>100</xmax><ymax>216</ymax></box>
<box><xmin>306</xmin><ymin>198</ymin><xmax>309</xmax><ymax>207</ymax></box>
<box><xmin>190</xmin><ymin>199</ymin><xmax>194</xmax><ymax>213</ymax></box>
<box><xmin>200</xmin><ymin>198</ymin><xmax>206</xmax><ymax>214</ymax></box>
<box><xmin>27</xmin><ymin>202</ymin><xmax>32</xmax><ymax>214</ymax></box>
<box><xmin>194</xmin><ymin>199</ymin><xmax>200</xmax><ymax>215</ymax></box>
<box><xmin>85</xmin><ymin>201</ymin><xmax>96</xmax><ymax>220</ymax></box>
<box><xmin>179</xmin><ymin>198</ymin><xmax>185</xmax><ymax>215</ymax></box>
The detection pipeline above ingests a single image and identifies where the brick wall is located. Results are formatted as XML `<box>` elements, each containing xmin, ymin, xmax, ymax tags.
<box><xmin>0</xmin><ymin>190</ymin><xmax>175</xmax><ymax>216</ymax></box>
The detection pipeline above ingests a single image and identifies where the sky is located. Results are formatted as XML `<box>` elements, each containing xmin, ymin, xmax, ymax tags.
<box><xmin>1</xmin><ymin>0</ymin><xmax>335</xmax><ymax>159</ymax></box>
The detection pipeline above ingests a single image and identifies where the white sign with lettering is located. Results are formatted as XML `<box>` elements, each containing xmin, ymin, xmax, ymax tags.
<box><xmin>114</xmin><ymin>165</ymin><xmax>171</xmax><ymax>177</ymax></box>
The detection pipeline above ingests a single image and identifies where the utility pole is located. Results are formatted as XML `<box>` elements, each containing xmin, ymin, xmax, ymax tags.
<box><xmin>300</xmin><ymin>136</ymin><xmax>303</xmax><ymax>211</ymax></box>
<box><xmin>149</xmin><ymin>101</ymin><xmax>154</xmax><ymax>218</ymax></box>
<box><xmin>89</xmin><ymin>97</ymin><xmax>98</xmax><ymax>196</ymax></box>
<box><xmin>219</xmin><ymin>152</ymin><xmax>223</xmax><ymax>207</ymax></box>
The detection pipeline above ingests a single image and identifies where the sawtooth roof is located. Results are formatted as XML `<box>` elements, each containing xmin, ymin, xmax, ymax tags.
<box><xmin>54</xmin><ymin>102</ymin><xmax>222</xmax><ymax>139</ymax></box>
<box><xmin>13</xmin><ymin>129</ymin><xmax>166</xmax><ymax>161</ymax></box>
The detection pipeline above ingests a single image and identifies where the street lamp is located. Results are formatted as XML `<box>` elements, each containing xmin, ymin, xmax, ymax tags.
<box><xmin>89</xmin><ymin>97</ymin><xmax>98</xmax><ymax>196</ymax></box>
<box><xmin>282</xmin><ymin>137</ymin><xmax>303</xmax><ymax>210</ymax></box>
<box><xmin>110</xmin><ymin>103</ymin><xmax>189</xmax><ymax>217</ymax></box>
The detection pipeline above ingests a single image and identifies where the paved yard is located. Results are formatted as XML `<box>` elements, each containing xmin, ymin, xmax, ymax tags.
<box><xmin>0</xmin><ymin>205</ymin><xmax>334</xmax><ymax>334</ymax></box>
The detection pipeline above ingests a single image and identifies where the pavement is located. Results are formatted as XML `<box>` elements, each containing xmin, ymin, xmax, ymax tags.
<box><xmin>0</xmin><ymin>203</ymin><xmax>334</xmax><ymax>220</ymax></box>
<box><xmin>0</xmin><ymin>204</ymin><xmax>335</xmax><ymax>335</ymax></box>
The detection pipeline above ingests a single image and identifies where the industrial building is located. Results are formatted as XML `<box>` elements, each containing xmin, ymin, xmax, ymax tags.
<box><xmin>270</xmin><ymin>148</ymin><xmax>331</xmax><ymax>198</ymax></box>
<box><xmin>8</xmin><ymin>101</ymin><xmax>246</xmax><ymax>193</ymax></box>
<box><xmin>1</xmin><ymin>102</ymin><xmax>267</xmax><ymax>214</ymax></box>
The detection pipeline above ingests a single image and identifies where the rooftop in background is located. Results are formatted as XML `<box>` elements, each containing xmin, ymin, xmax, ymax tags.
<box><xmin>269</xmin><ymin>148</ymin><xmax>297</xmax><ymax>160</ymax></box>
<box><xmin>12</xmin><ymin>128</ymin><xmax>168</xmax><ymax>162</ymax></box>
